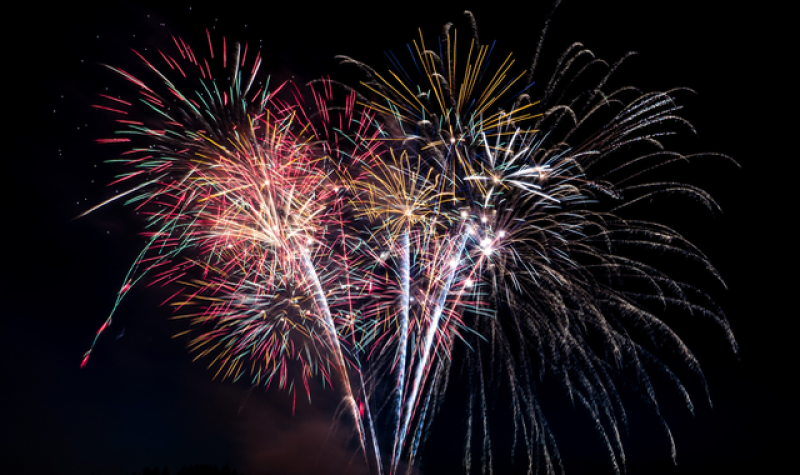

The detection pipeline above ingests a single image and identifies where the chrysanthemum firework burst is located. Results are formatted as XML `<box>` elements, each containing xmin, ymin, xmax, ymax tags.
<box><xmin>83</xmin><ymin>31</ymin><xmax>376</xmax><ymax>410</ymax></box>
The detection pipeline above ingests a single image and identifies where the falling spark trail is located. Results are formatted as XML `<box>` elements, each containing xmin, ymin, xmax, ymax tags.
<box><xmin>392</xmin><ymin>228</ymin><xmax>411</xmax><ymax>471</ymax></box>
<box><xmin>395</xmin><ymin>230</ymin><xmax>470</xmax><ymax>467</ymax></box>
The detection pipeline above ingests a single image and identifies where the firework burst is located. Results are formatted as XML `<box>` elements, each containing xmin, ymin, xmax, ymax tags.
<box><xmin>336</xmin><ymin>10</ymin><xmax>737</xmax><ymax>474</ymax></box>
<box><xmin>83</xmin><ymin>10</ymin><xmax>736</xmax><ymax>475</ymax></box>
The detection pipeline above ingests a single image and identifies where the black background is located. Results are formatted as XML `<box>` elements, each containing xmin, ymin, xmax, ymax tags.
<box><xmin>4</xmin><ymin>1</ymin><xmax>792</xmax><ymax>474</ymax></box>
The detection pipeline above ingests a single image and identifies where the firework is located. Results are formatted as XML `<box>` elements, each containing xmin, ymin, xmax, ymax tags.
<box><xmin>83</xmin><ymin>11</ymin><xmax>736</xmax><ymax>475</ymax></box>
<box><xmin>82</xmin><ymin>32</ymin><xmax>391</xmax><ymax>467</ymax></box>
<box><xmin>336</xmin><ymin>10</ymin><xmax>736</xmax><ymax>475</ymax></box>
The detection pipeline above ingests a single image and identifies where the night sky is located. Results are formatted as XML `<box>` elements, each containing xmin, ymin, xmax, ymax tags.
<box><xmin>4</xmin><ymin>1</ymin><xmax>792</xmax><ymax>475</ymax></box>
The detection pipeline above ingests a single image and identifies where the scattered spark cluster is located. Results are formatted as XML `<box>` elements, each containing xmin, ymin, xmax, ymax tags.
<box><xmin>82</xmin><ymin>11</ymin><xmax>736</xmax><ymax>475</ymax></box>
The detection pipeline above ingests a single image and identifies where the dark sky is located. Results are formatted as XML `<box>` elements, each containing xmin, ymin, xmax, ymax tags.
<box><xmin>4</xmin><ymin>1</ymin><xmax>792</xmax><ymax>475</ymax></box>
